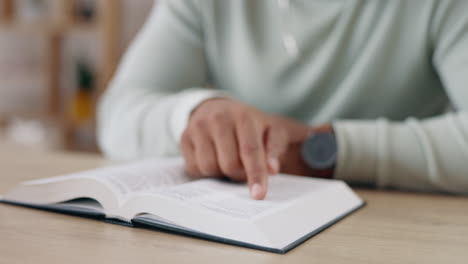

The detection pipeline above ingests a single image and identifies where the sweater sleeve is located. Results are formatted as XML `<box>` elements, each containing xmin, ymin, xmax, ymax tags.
<box><xmin>98</xmin><ymin>0</ymin><xmax>224</xmax><ymax>160</ymax></box>
<box><xmin>333</xmin><ymin>1</ymin><xmax>468</xmax><ymax>194</ymax></box>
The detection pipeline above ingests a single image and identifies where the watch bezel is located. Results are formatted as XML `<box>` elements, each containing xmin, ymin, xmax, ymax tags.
<box><xmin>301</xmin><ymin>131</ymin><xmax>337</xmax><ymax>170</ymax></box>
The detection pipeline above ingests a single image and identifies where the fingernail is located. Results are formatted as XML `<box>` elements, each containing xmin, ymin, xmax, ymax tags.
<box><xmin>268</xmin><ymin>157</ymin><xmax>280</xmax><ymax>174</ymax></box>
<box><xmin>250</xmin><ymin>183</ymin><xmax>263</xmax><ymax>199</ymax></box>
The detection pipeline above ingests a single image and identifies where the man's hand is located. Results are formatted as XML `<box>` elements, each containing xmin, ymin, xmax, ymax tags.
<box><xmin>180</xmin><ymin>98</ymin><xmax>315</xmax><ymax>199</ymax></box>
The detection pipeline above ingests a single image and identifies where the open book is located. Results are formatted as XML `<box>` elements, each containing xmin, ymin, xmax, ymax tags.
<box><xmin>1</xmin><ymin>158</ymin><xmax>364</xmax><ymax>253</ymax></box>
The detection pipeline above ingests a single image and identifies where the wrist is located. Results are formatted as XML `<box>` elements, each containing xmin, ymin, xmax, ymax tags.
<box><xmin>172</xmin><ymin>89</ymin><xmax>228</xmax><ymax>144</ymax></box>
<box><xmin>190</xmin><ymin>97</ymin><xmax>233</xmax><ymax>119</ymax></box>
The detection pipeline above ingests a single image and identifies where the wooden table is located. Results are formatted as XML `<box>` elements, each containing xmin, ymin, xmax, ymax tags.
<box><xmin>1</xmin><ymin>143</ymin><xmax>468</xmax><ymax>264</ymax></box>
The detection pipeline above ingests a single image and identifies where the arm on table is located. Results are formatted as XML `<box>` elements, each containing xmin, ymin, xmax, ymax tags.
<box><xmin>333</xmin><ymin>1</ymin><xmax>468</xmax><ymax>194</ymax></box>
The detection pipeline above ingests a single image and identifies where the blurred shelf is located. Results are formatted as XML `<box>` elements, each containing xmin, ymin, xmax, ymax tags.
<box><xmin>65</xmin><ymin>21</ymin><xmax>97</xmax><ymax>31</ymax></box>
<box><xmin>0</xmin><ymin>22</ymin><xmax>97</xmax><ymax>34</ymax></box>
<box><xmin>0</xmin><ymin>0</ymin><xmax>121</xmax><ymax>152</ymax></box>
<box><xmin>0</xmin><ymin>22</ymin><xmax>56</xmax><ymax>34</ymax></box>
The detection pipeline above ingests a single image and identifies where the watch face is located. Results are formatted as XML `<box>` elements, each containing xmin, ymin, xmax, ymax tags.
<box><xmin>302</xmin><ymin>132</ymin><xmax>337</xmax><ymax>170</ymax></box>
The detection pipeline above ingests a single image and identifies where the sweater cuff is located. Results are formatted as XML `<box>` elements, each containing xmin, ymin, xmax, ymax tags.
<box><xmin>170</xmin><ymin>89</ymin><xmax>228</xmax><ymax>144</ymax></box>
<box><xmin>333</xmin><ymin>120</ymin><xmax>387</xmax><ymax>186</ymax></box>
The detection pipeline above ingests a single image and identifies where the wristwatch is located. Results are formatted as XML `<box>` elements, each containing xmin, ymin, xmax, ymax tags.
<box><xmin>301</xmin><ymin>127</ymin><xmax>337</xmax><ymax>178</ymax></box>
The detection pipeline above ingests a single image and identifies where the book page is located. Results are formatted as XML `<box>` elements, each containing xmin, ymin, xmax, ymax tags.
<box><xmin>131</xmin><ymin>175</ymin><xmax>363</xmax><ymax>250</ymax></box>
<box><xmin>152</xmin><ymin>175</ymin><xmax>329</xmax><ymax>220</ymax></box>
<box><xmin>4</xmin><ymin>158</ymin><xmax>196</xmax><ymax>221</ymax></box>
<box><xmin>93</xmin><ymin>158</ymin><xmax>192</xmax><ymax>198</ymax></box>
<box><xmin>25</xmin><ymin>158</ymin><xmax>192</xmax><ymax>199</ymax></box>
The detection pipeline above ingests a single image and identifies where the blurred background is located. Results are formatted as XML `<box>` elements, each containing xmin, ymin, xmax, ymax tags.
<box><xmin>0</xmin><ymin>0</ymin><xmax>154</xmax><ymax>152</ymax></box>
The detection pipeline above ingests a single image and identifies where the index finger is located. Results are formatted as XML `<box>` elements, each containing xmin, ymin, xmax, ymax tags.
<box><xmin>236</xmin><ymin>115</ymin><xmax>269</xmax><ymax>200</ymax></box>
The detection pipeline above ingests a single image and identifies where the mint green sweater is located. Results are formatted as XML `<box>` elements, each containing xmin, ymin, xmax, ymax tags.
<box><xmin>99</xmin><ymin>0</ymin><xmax>468</xmax><ymax>193</ymax></box>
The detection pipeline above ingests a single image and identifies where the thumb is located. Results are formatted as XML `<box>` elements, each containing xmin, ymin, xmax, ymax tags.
<box><xmin>264</xmin><ymin>126</ymin><xmax>288</xmax><ymax>175</ymax></box>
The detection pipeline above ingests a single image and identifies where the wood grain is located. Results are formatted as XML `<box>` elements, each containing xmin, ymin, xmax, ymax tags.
<box><xmin>1</xmin><ymin>143</ymin><xmax>467</xmax><ymax>264</ymax></box>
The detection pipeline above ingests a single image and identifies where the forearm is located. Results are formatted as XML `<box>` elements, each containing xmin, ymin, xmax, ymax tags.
<box><xmin>98</xmin><ymin>85</ymin><xmax>224</xmax><ymax>160</ymax></box>
<box><xmin>334</xmin><ymin>112</ymin><xmax>468</xmax><ymax>194</ymax></box>
<box><xmin>98</xmin><ymin>0</ymin><xmax>224</xmax><ymax>160</ymax></box>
